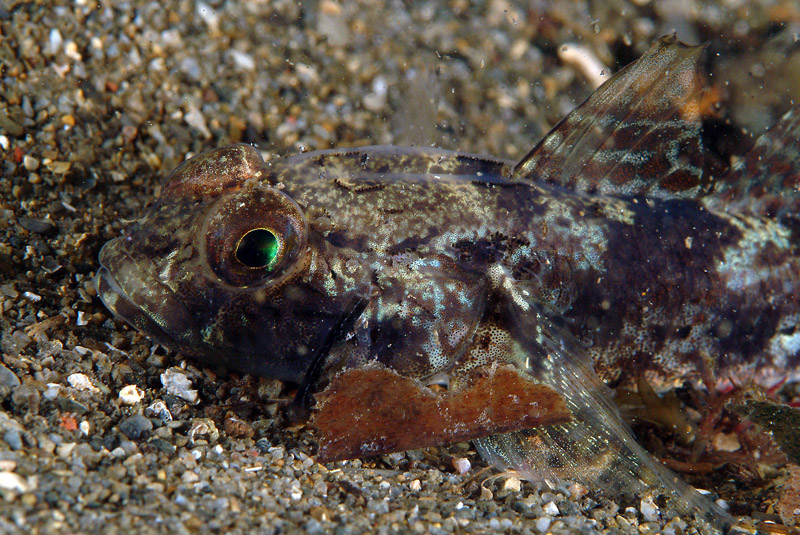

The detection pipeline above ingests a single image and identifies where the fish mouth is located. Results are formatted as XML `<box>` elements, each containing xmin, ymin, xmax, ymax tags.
<box><xmin>95</xmin><ymin>239</ymin><xmax>200</xmax><ymax>351</ymax></box>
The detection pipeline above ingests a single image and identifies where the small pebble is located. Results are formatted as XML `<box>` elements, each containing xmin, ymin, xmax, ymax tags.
<box><xmin>0</xmin><ymin>472</ymin><xmax>30</xmax><ymax>493</ymax></box>
<box><xmin>150</xmin><ymin>438</ymin><xmax>177</xmax><ymax>455</ymax></box>
<box><xmin>452</xmin><ymin>457</ymin><xmax>471</xmax><ymax>475</ymax></box>
<box><xmin>118</xmin><ymin>414</ymin><xmax>153</xmax><ymax>440</ymax></box>
<box><xmin>255</xmin><ymin>437</ymin><xmax>271</xmax><ymax>453</ymax></box>
<box><xmin>188</xmin><ymin>418</ymin><xmax>219</xmax><ymax>443</ymax></box>
<box><xmin>543</xmin><ymin>501</ymin><xmax>559</xmax><ymax>516</ymax></box>
<box><xmin>43</xmin><ymin>384</ymin><xmax>61</xmax><ymax>401</ymax></box>
<box><xmin>558</xmin><ymin>43</ymin><xmax>610</xmax><ymax>88</ymax></box>
<box><xmin>535</xmin><ymin>516</ymin><xmax>552</xmax><ymax>533</ymax></box>
<box><xmin>118</xmin><ymin>385</ymin><xmax>144</xmax><ymax>405</ymax></box>
<box><xmin>640</xmin><ymin>495</ymin><xmax>660</xmax><ymax>522</ymax></box>
<box><xmin>0</xmin><ymin>365</ymin><xmax>21</xmax><ymax>389</ymax></box>
<box><xmin>160</xmin><ymin>368</ymin><xmax>198</xmax><ymax>403</ymax></box>
<box><xmin>3</xmin><ymin>429</ymin><xmax>23</xmax><ymax>450</ymax></box>
<box><xmin>712</xmin><ymin>432</ymin><xmax>741</xmax><ymax>452</ymax></box>
<box><xmin>503</xmin><ymin>476</ymin><xmax>521</xmax><ymax>492</ymax></box>
<box><xmin>67</xmin><ymin>373</ymin><xmax>99</xmax><ymax>392</ymax></box>
<box><xmin>23</xmin><ymin>154</ymin><xmax>40</xmax><ymax>171</ymax></box>
<box><xmin>144</xmin><ymin>400</ymin><xmax>173</xmax><ymax>421</ymax></box>
<box><xmin>18</xmin><ymin>217</ymin><xmax>55</xmax><ymax>235</ymax></box>
<box><xmin>57</xmin><ymin>443</ymin><xmax>75</xmax><ymax>458</ymax></box>
<box><xmin>48</xmin><ymin>28</ymin><xmax>63</xmax><ymax>54</ymax></box>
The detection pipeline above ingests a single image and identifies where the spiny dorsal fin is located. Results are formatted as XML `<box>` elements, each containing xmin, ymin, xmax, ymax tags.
<box><xmin>514</xmin><ymin>36</ymin><xmax>710</xmax><ymax>198</ymax></box>
<box><xmin>709</xmin><ymin>107</ymin><xmax>800</xmax><ymax>223</ymax></box>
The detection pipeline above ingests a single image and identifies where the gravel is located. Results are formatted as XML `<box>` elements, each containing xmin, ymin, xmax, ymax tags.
<box><xmin>1</xmin><ymin>1</ymin><xmax>798</xmax><ymax>534</ymax></box>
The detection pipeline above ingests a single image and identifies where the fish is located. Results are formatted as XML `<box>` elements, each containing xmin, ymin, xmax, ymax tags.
<box><xmin>95</xmin><ymin>36</ymin><xmax>800</xmax><ymax>530</ymax></box>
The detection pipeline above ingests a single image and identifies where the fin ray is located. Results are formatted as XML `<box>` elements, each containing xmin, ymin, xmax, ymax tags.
<box><xmin>475</xmin><ymin>298</ymin><xmax>732</xmax><ymax>530</ymax></box>
<box><xmin>514</xmin><ymin>36</ymin><xmax>709</xmax><ymax>199</ymax></box>
<box><xmin>709</xmin><ymin>107</ymin><xmax>800</xmax><ymax>223</ymax></box>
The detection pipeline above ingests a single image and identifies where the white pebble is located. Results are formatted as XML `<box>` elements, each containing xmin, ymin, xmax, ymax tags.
<box><xmin>558</xmin><ymin>43</ymin><xmax>610</xmax><ymax>88</ymax></box>
<box><xmin>409</xmin><ymin>479</ymin><xmax>421</xmax><ymax>491</ymax></box>
<box><xmin>43</xmin><ymin>383</ymin><xmax>61</xmax><ymax>401</ymax></box>
<box><xmin>119</xmin><ymin>385</ymin><xmax>144</xmax><ymax>405</ymax></box>
<box><xmin>535</xmin><ymin>516</ymin><xmax>552</xmax><ymax>533</ymax></box>
<box><xmin>57</xmin><ymin>443</ymin><xmax>76</xmax><ymax>458</ymax></box>
<box><xmin>161</xmin><ymin>29</ymin><xmax>181</xmax><ymax>48</ymax></box>
<box><xmin>0</xmin><ymin>135</ymin><xmax>9</xmax><ymax>150</ymax></box>
<box><xmin>67</xmin><ymin>373</ymin><xmax>99</xmax><ymax>392</ymax></box>
<box><xmin>640</xmin><ymin>495</ymin><xmax>661</xmax><ymax>522</ymax></box>
<box><xmin>295</xmin><ymin>63</ymin><xmax>319</xmax><ymax>85</ymax></box>
<box><xmin>452</xmin><ymin>457</ymin><xmax>471</xmax><ymax>475</ymax></box>
<box><xmin>0</xmin><ymin>472</ymin><xmax>30</xmax><ymax>493</ymax></box>
<box><xmin>64</xmin><ymin>41</ymin><xmax>82</xmax><ymax>61</ymax></box>
<box><xmin>79</xmin><ymin>420</ymin><xmax>90</xmax><ymax>436</ymax></box>
<box><xmin>371</xmin><ymin>75</ymin><xmax>388</xmax><ymax>96</ymax></box>
<box><xmin>195</xmin><ymin>1</ymin><xmax>219</xmax><ymax>32</ymax></box>
<box><xmin>362</xmin><ymin>92</ymin><xmax>386</xmax><ymax>113</ymax></box>
<box><xmin>161</xmin><ymin>368</ymin><xmax>198</xmax><ymax>403</ymax></box>
<box><xmin>543</xmin><ymin>501</ymin><xmax>559</xmax><ymax>516</ymax></box>
<box><xmin>183</xmin><ymin>105</ymin><xmax>211</xmax><ymax>139</ymax></box>
<box><xmin>23</xmin><ymin>155</ymin><xmax>40</xmax><ymax>171</ymax></box>
<box><xmin>229</xmin><ymin>49</ymin><xmax>255</xmax><ymax>71</ymax></box>
<box><xmin>503</xmin><ymin>476</ymin><xmax>521</xmax><ymax>492</ymax></box>
<box><xmin>49</xmin><ymin>28</ymin><xmax>63</xmax><ymax>55</ymax></box>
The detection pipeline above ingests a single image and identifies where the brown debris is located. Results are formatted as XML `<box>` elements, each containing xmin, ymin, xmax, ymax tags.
<box><xmin>312</xmin><ymin>363</ymin><xmax>570</xmax><ymax>463</ymax></box>
<box><xmin>775</xmin><ymin>464</ymin><xmax>800</xmax><ymax>528</ymax></box>
<box><xmin>223</xmin><ymin>411</ymin><xmax>255</xmax><ymax>439</ymax></box>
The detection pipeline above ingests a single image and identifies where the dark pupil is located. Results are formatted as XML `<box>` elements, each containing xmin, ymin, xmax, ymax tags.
<box><xmin>236</xmin><ymin>229</ymin><xmax>279</xmax><ymax>269</ymax></box>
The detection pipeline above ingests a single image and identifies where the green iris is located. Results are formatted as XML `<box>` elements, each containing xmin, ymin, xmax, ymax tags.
<box><xmin>236</xmin><ymin>228</ymin><xmax>280</xmax><ymax>269</ymax></box>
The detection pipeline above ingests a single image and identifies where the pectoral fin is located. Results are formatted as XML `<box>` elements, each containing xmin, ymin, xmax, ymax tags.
<box><xmin>474</xmin><ymin>298</ymin><xmax>732</xmax><ymax>529</ymax></box>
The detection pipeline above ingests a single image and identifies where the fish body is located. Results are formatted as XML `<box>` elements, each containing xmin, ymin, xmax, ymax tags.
<box><xmin>96</xmin><ymin>38</ymin><xmax>800</xmax><ymax>526</ymax></box>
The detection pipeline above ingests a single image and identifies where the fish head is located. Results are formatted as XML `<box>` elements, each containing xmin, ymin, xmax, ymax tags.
<box><xmin>96</xmin><ymin>144</ymin><xmax>358</xmax><ymax>381</ymax></box>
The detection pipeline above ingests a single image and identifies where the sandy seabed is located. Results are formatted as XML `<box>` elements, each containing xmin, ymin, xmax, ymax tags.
<box><xmin>1</xmin><ymin>1</ymin><xmax>799</xmax><ymax>534</ymax></box>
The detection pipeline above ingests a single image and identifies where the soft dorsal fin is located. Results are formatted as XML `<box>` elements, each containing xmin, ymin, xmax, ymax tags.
<box><xmin>708</xmin><ymin>107</ymin><xmax>800</xmax><ymax>222</ymax></box>
<box><xmin>514</xmin><ymin>36</ymin><xmax>710</xmax><ymax>198</ymax></box>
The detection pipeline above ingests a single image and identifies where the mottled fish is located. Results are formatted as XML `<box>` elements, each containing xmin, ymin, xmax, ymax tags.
<box><xmin>96</xmin><ymin>37</ymin><xmax>800</xmax><ymax>529</ymax></box>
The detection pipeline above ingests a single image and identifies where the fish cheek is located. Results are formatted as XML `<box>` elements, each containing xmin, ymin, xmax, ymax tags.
<box><xmin>189</xmin><ymin>287</ymin><xmax>316</xmax><ymax>381</ymax></box>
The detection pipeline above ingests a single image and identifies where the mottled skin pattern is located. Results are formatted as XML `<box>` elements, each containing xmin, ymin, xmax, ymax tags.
<box><xmin>96</xmin><ymin>38</ymin><xmax>800</xmax><ymax>528</ymax></box>
<box><xmin>96</xmin><ymin>143</ymin><xmax>800</xmax><ymax>386</ymax></box>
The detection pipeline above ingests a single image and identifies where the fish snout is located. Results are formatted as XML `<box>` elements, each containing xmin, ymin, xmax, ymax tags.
<box><xmin>96</xmin><ymin>238</ymin><xmax>200</xmax><ymax>350</ymax></box>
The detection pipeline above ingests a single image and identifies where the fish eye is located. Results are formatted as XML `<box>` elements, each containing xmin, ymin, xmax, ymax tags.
<box><xmin>203</xmin><ymin>185</ymin><xmax>308</xmax><ymax>288</ymax></box>
<box><xmin>236</xmin><ymin>228</ymin><xmax>281</xmax><ymax>269</ymax></box>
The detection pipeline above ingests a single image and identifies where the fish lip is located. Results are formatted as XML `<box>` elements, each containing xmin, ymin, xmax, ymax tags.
<box><xmin>95</xmin><ymin>239</ymin><xmax>200</xmax><ymax>350</ymax></box>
